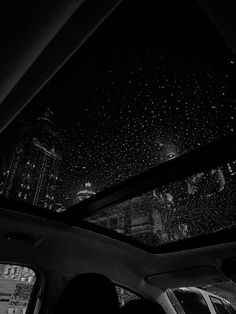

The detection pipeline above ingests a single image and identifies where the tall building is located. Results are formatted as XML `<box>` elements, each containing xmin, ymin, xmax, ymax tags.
<box><xmin>87</xmin><ymin>192</ymin><xmax>166</xmax><ymax>245</ymax></box>
<box><xmin>0</xmin><ymin>109</ymin><xmax>62</xmax><ymax>211</ymax></box>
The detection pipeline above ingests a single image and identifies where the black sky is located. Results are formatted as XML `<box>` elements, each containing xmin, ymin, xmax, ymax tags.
<box><xmin>1</xmin><ymin>0</ymin><xmax>236</xmax><ymax>193</ymax></box>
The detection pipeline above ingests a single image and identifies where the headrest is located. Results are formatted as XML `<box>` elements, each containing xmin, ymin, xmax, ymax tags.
<box><xmin>54</xmin><ymin>273</ymin><xmax>120</xmax><ymax>314</ymax></box>
<box><xmin>120</xmin><ymin>299</ymin><xmax>166</xmax><ymax>314</ymax></box>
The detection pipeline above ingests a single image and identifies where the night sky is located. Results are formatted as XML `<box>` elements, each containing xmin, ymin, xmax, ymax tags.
<box><xmin>1</xmin><ymin>0</ymin><xmax>236</xmax><ymax>194</ymax></box>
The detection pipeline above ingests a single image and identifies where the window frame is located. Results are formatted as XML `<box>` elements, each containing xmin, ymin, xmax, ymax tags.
<box><xmin>172</xmin><ymin>288</ymin><xmax>211</xmax><ymax>314</ymax></box>
<box><xmin>209</xmin><ymin>296</ymin><xmax>228</xmax><ymax>314</ymax></box>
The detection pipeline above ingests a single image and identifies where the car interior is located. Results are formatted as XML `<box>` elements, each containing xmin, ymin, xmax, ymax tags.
<box><xmin>0</xmin><ymin>0</ymin><xmax>236</xmax><ymax>313</ymax></box>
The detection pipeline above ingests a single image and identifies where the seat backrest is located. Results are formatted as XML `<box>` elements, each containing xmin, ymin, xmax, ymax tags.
<box><xmin>120</xmin><ymin>299</ymin><xmax>166</xmax><ymax>314</ymax></box>
<box><xmin>54</xmin><ymin>273</ymin><xmax>120</xmax><ymax>314</ymax></box>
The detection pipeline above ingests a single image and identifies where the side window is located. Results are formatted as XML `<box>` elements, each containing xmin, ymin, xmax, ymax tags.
<box><xmin>166</xmin><ymin>289</ymin><xmax>185</xmax><ymax>314</ymax></box>
<box><xmin>210</xmin><ymin>296</ymin><xmax>230</xmax><ymax>314</ymax></box>
<box><xmin>221</xmin><ymin>300</ymin><xmax>236</xmax><ymax>314</ymax></box>
<box><xmin>115</xmin><ymin>286</ymin><xmax>140</xmax><ymax>307</ymax></box>
<box><xmin>173</xmin><ymin>288</ymin><xmax>211</xmax><ymax>314</ymax></box>
<box><xmin>0</xmin><ymin>263</ymin><xmax>36</xmax><ymax>314</ymax></box>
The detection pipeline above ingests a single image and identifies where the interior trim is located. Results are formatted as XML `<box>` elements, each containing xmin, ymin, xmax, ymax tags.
<box><xmin>0</xmin><ymin>0</ymin><xmax>122</xmax><ymax>133</ymax></box>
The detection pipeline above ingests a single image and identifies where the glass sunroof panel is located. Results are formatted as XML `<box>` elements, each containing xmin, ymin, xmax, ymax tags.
<box><xmin>0</xmin><ymin>0</ymin><xmax>235</xmax><ymax>219</ymax></box>
<box><xmin>86</xmin><ymin>160</ymin><xmax>236</xmax><ymax>246</ymax></box>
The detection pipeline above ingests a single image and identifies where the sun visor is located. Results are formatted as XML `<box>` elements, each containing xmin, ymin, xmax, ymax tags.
<box><xmin>146</xmin><ymin>266</ymin><xmax>228</xmax><ymax>289</ymax></box>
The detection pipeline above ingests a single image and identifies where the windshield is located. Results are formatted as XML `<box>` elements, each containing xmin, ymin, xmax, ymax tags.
<box><xmin>0</xmin><ymin>0</ymin><xmax>235</xmax><ymax>246</ymax></box>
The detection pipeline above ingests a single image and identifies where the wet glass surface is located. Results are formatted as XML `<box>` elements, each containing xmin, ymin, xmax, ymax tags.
<box><xmin>87</xmin><ymin>161</ymin><xmax>236</xmax><ymax>246</ymax></box>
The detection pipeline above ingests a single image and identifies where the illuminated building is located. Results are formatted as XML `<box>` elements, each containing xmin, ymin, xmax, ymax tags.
<box><xmin>0</xmin><ymin>109</ymin><xmax>62</xmax><ymax>211</ymax></box>
<box><xmin>73</xmin><ymin>182</ymin><xmax>96</xmax><ymax>205</ymax></box>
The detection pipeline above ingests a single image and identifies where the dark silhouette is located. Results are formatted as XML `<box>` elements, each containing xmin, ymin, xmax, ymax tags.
<box><xmin>54</xmin><ymin>273</ymin><xmax>120</xmax><ymax>314</ymax></box>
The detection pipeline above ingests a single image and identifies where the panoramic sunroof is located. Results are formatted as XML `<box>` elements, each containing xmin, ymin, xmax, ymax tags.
<box><xmin>0</xmin><ymin>0</ymin><xmax>235</xmax><ymax>247</ymax></box>
<box><xmin>86</xmin><ymin>159</ymin><xmax>236</xmax><ymax>247</ymax></box>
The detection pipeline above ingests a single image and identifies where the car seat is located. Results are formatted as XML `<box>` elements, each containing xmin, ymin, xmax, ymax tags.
<box><xmin>54</xmin><ymin>272</ymin><xmax>120</xmax><ymax>314</ymax></box>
